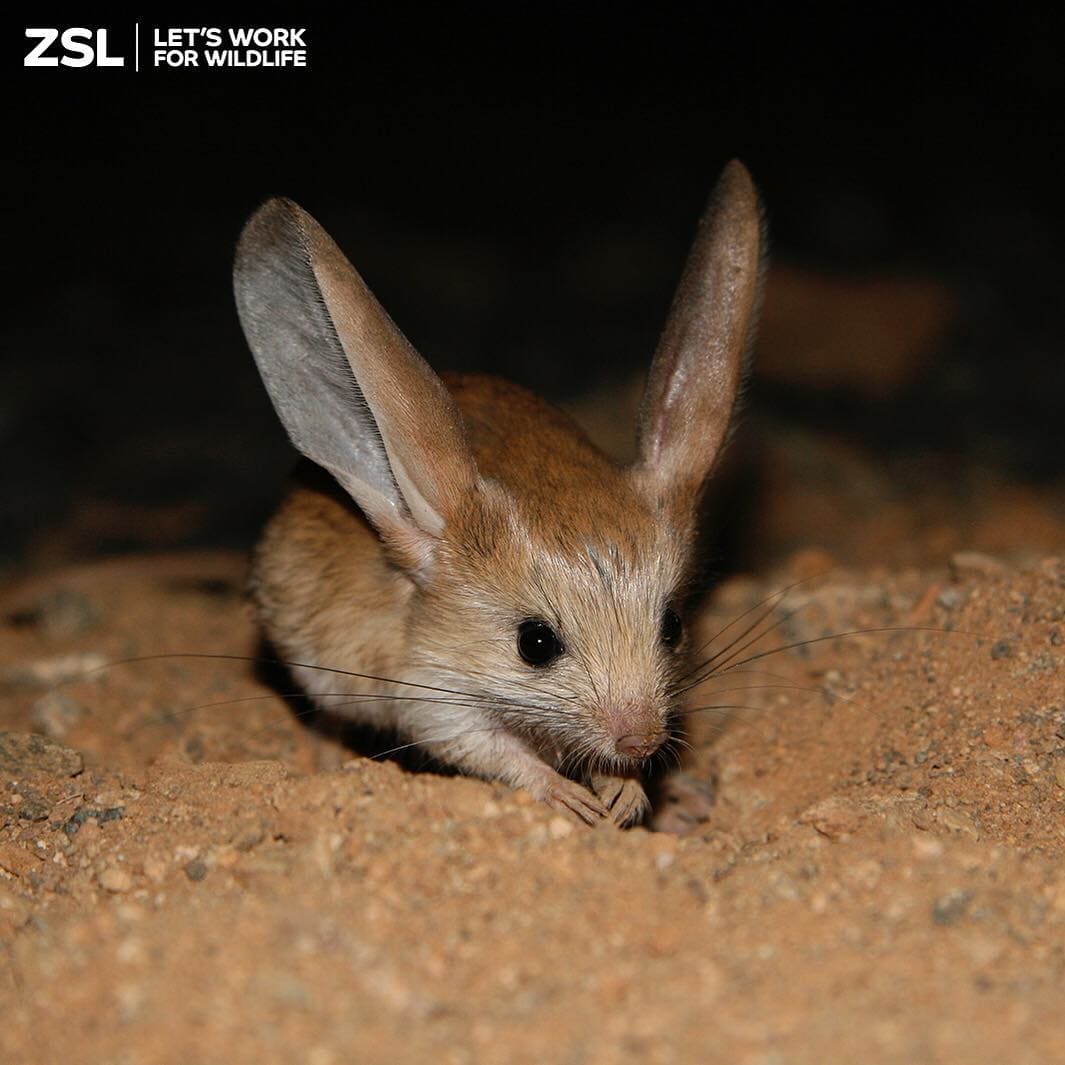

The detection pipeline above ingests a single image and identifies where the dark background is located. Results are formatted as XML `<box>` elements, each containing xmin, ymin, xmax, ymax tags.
<box><xmin>4</xmin><ymin>5</ymin><xmax>1063</xmax><ymax>572</ymax></box>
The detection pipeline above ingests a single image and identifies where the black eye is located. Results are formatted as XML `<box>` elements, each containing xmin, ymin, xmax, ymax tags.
<box><xmin>517</xmin><ymin>619</ymin><xmax>563</xmax><ymax>667</ymax></box>
<box><xmin>661</xmin><ymin>607</ymin><xmax>682</xmax><ymax>648</ymax></box>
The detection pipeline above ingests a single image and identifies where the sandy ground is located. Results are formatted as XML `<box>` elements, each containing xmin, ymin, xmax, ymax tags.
<box><xmin>1</xmin><ymin>531</ymin><xmax>1063</xmax><ymax>1064</ymax></box>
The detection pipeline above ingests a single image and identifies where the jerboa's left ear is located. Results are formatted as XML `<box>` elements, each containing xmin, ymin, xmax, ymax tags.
<box><xmin>233</xmin><ymin>197</ymin><xmax>479</xmax><ymax>572</ymax></box>
<box><xmin>632</xmin><ymin>160</ymin><xmax>766</xmax><ymax>508</ymax></box>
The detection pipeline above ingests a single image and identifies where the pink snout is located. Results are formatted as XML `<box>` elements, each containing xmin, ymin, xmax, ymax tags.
<box><xmin>614</xmin><ymin>731</ymin><xmax>667</xmax><ymax>761</ymax></box>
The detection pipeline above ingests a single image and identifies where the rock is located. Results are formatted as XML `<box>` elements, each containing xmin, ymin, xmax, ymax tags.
<box><xmin>30</xmin><ymin>692</ymin><xmax>87</xmax><ymax>740</ymax></box>
<box><xmin>0</xmin><ymin>732</ymin><xmax>83</xmax><ymax>777</ymax></box>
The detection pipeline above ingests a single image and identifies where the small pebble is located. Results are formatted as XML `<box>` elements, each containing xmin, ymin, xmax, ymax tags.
<box><xmin>799</xmin><ymin>796</ymin><xmax>864</xmax><ymax>841</ymax></box>
<box><xmin>548</xmin><ymin>816</ymin><xmax>574</xmax><ymax>840</ymax></box>
<box><xmin>32</xmin><ymin>589</ymin><xmax>101</xmax><ymax>640</ymax></box>
<box><xmin>648</xmin><ymin>833</ymin><xmax>678</xmax><ymax>870</ymax></box>
<box><xmin>936</xmin><ymin>588</ymin><xmax>965</xmax><ymax>611</ymax></box>
<box><xmin>100</xmin><ymin>867</ymin><xmax>133</xmax><ymax>893</ymax></box>
<box><xmin>184</xmin><ymin>859</ymin><xmax>209</xmax><ymax>882</ymax></box>
<box><xmin>228</xmin><ymin>820</ymin><xmax>266</xmax><ymax>852</ymax></box>
<box><xmin>786</xmin><ymin>547</ymin><xmax>837</xmax><ymax>580</ymax></box>
<box><xmin>142</xmin><ymin>857</ymin><xmax>167</xmax><ymax>883</ymax></box>
<box><xmin>2</xmin><ymin>653</ymin><xmax>108</xmax><ymax>689</ymax></box>
<box><xmin>911</xmin><ymin>807</ymin><xmax>935</xmax><ymax>831</ymax></box>
<box><xmin>62</xmin><ymin>805</ymin><xmax>125</xmax><ymax>838</ymax></box>
<box><xmin>17</xmin><ymin>797</ymin><xmax>50</xmax><ymax>822</ymax></box>
<box><xmin>912</xmin><ymin>835</ymin><xmax>944</xmax><ymax>860</ymax></box>
<box><xmin>950</xmin><ymin>551</ymin><xmax>1007</xmax><ymax>579</ymax></box>
<box><xmin>989</xmin><ymin>640</ymin><xmax>1013</xmax><ymax>661</ymax></box>
<box><xmin>961</xmin><ymin>932</ymin><xmax>1004</xmax><ymax>968</ymax></box>
<box><xmin>114</xmin><ymin>982</ymin><xmax>146</xmax><ymax>1022</ymax></box>
<box><xmin>646</xmin><ymin>925</ymin><xmax>681</xmax><ymax>957</ymax></box>
<box><xmin>256</xmin><ymin>971</ymin><xmax>311</xmax><ymax>1008</ymax></box>
<box><xmin>932</xmin><ymin>889</ymin><xmax>972</xmax><ymax>926</ymax></box>
<box><xmin>0</xmin><ymin>842</ymin><xmax>40</xmax><ymax>878</ymax></box>
<box><xmin>30</xmin><ymin>692</ymin><xmax>86</xmax><ymax>740</ymax></box>
<box><xmin>936</xmin><ymin>805</ymin><xmax>980</xmax><ymax>840</ymax></box>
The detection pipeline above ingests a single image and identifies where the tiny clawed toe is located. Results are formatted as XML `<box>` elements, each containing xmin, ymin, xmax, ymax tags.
<box><xmin>545</xmin><ymin>780</ymin><xmax>609</xmax><ymax>825</ymax></box>
<box><xmin>589</xmin><ymin>775</ymin><xmax>649</xmax><ymax>828</ymax></box>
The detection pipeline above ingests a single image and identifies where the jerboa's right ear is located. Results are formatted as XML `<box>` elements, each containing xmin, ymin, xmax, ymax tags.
<box><xmin>633</xmin><ymin>161</ymin><xmax>765</xmax><ymax>511</ymax></box>
<box><xmin>234</xmin><ymin>198</ymin><xmax>477</xmax><ymax>568</ymax></box>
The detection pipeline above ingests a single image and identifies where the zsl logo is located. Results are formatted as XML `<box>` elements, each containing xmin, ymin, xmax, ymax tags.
<box><xmin>24</xmin><ymin>28</ymin><xmax>125</xmax><ymax>67</ymax></box>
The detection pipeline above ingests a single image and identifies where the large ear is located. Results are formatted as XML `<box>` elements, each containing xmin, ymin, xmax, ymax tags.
<box><xmin>633</xmin><ymin>160</ymin><xmax>765</xmax><ymax>506</ymax></box>
<box><xmin>234</xmin><ymin>198</ymin><xmax>477</xmax><ymax>564</ymax></box>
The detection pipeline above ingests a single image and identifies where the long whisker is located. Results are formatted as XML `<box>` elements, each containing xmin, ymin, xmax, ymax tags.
<box><xmin>676</xmin><ymin>702</ymin><xmax>763</xmax><ymax>718</ymax></box>
<box><xmin>674</xmin><ymin>667</ymin><xmax>825</xmax><ymax>698</ymax></box>
<box><xmin>662</xmin><ymin>734</ymin><xmax>693</xmax><ymax>770</ymax></box>
<box><xmin>678</xmin><ymin>681</ymin><xmax>823</xmax><ymax>705</ymax></box>
<box><xmin>73</xmin><ymin>651</ymin><xmax>517</xmax><ymax>704</ymax></box>
<box><xmin>137</xmin><ymin>689</ymin><xmax>551</xmax><ymax>733</ymax></box>
<box><xmin>701</xmin><ymin>666</ymin><xmax>817</xmax><ymax>684</ymax></box>
<box><xmin>370</xmin><ymin>724</ymin><xmax>510</xmax><ymax>762</ymax></box>
<box><xmin>236</xmin><ymin>716</ymin><xmax>517</xmax><ymax>763</ymax></box>
<box><xmin>459</xmin><ymin>667</ymin><xmax>580</xmax><ymax>705</ymax></box>
<box><xmin>678</xmin><ymin>602</ymin><xmax>806</xmax><ymax>696</ymax></box>
<box><xmin>679</xmin><ymin>574</ymin><xmax>823</xmax><ymax>680</ymax></box>
<box><xmin>709</xmin><ymin>625</ymin><xmax>972</xmax><ymax>677</ymax></box>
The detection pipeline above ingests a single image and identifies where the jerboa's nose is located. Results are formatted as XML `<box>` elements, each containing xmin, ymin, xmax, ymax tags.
<box><xmin>615</xmin><ymin>732</ymin><xmax>666</xmax><ymax>760</ymax></box>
